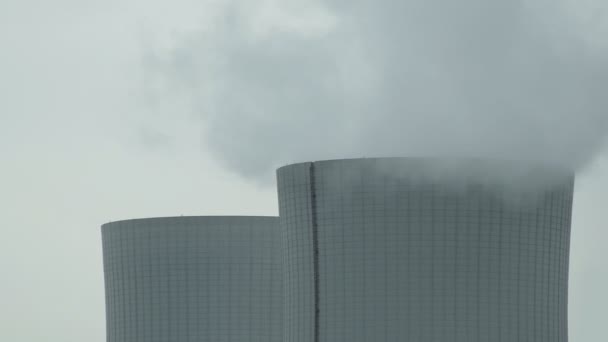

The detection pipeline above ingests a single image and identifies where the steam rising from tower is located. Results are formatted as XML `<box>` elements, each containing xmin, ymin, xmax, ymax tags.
<box><xmin>151</xmin><ymin>0</ymin><xmax>608</xmax><ymax>181</ymax></box>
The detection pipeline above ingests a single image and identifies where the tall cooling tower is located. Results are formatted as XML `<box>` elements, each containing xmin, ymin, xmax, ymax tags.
<box><xmin>277</xmin><ymin>158</ymin><xmax>574</xmax><ymax>342</ymax></box>
<box><xmin>101</xmin><ymin>216</ymin><xmax>282</xmax><ymax>342</ymax></box>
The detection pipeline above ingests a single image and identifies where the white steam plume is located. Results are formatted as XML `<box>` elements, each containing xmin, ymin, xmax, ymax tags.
<box><xmin>147</xmin><ymin>0</ymin><xmax>608</xmax><ymax>181</ymax></box>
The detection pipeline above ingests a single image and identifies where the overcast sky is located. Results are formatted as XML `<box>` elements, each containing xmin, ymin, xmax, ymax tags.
<box><xmin>1</xmin><ymin>1</ymin><xmax>607</xmax><ymax>341</ymax></box>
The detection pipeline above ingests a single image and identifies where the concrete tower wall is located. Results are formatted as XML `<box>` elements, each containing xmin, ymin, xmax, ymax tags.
<box><xmin>101</xmin><ymin>216</ymin><xmax>282</xmax><ymax>342</ymax></box>
<box><xmin>277</xmin><ymin>158</ymin><xmax>574</xmax><ymax>342</ymax></box>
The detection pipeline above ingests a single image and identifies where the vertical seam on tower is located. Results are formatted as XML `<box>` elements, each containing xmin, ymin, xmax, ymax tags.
<box><xmin>309</xmin><ymin>162</ymin><xmax>320</xmax><ymax>342</ymax></box>
<box><xmin>565</xmin><ymin>178</ymin><xmax>574</xmax><ymax>342</ymax></box>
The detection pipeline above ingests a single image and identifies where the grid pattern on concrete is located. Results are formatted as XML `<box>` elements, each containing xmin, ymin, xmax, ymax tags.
<box><xmin>277</xmin><ymin>158</ymin><xmax>574</xmax><ymax>342</ymax></box>
<box><xmin>101</xmin><ymin>216</ymin><xmax>282</xmax><ymax>342</ymax></box>
<box><xmin>278</xmin><ymin>165</ymin><xmax>316</xmax><ymax>342</ymax></box>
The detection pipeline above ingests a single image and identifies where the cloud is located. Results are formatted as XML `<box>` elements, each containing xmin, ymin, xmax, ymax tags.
<box><xmin>148</xmin><ymin>0</ymin><xmax>608</xmax><ymax>181</ymax></box>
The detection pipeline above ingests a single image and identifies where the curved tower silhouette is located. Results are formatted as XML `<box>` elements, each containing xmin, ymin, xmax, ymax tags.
<box><xmin>277</xmin><ymin>158</ymin><xmax>574</xmax><ymax>342</ymax></box>
<box><xmin>101</xmin><ymin>216</ymin><xmax>282</xmax><ymax>342</ymax></box>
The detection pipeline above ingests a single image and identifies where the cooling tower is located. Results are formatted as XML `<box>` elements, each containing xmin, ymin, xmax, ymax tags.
<box><xmin>101</xmin><ymin>216</ymin><xmax>282</xmax><ymax>342</ymax></box>
<box><xmin>277</xmin><ymin>158</ymin><xmax>574</xmax><ymax>342</ymax></box>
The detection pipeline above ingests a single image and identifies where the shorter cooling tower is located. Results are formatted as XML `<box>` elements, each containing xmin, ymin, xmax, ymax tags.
<box><xmin>101</xmin><ymin>216</ymin><xmax>282</xmax><ymax>342</ymax></box>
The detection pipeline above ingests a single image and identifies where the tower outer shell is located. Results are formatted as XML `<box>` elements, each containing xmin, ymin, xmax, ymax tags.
<box><xmin>101</xmin><ymin>216</ymin><xmax>282</xmax><ymax>342</ymax></box>
<box><xmin>277</xmin><ymin>158</ymin><xmax>574</xmax><ymax>342</ymax></box>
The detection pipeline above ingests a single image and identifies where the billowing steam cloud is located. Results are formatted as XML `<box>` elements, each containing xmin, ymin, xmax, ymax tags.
<box><xmin>148</xmin><ymin>0</ymin><xmax>608</xmax><ymax>181</ymax></box>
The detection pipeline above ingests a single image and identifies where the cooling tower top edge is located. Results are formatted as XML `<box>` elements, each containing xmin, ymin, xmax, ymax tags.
<box><xmin>101</xmin><ymin>215</ymin><xmax>279</xmax><ymax>230</ymax></box>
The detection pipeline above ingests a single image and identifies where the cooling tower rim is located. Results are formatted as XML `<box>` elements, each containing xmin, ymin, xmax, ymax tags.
<box><xmin>276</xmin><ymin>156</ymin><xmax>575</xmax><ymax>175</ymax></box>
<box><xmin>101</xmin><ymin>215</ymin><xmax>278</xmax><ymax>230</ymax></box>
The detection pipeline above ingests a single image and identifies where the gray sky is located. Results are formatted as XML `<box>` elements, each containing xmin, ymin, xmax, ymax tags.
<box><xmin>0</xmin><ymin>0</ymin><xmax>606</xmax><ymax>341</ymax></box>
